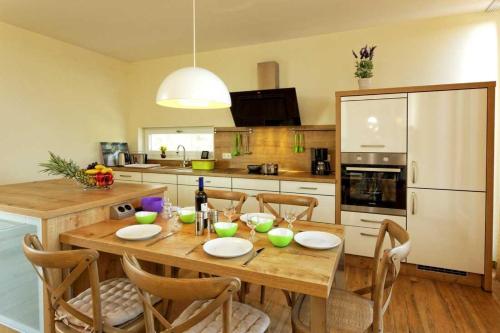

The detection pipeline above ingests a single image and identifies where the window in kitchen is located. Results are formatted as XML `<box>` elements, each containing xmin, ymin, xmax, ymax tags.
<box><xmin>143</xmin><ymin>127</ymin><xmax>214</xmax><ymax>159</ymax></box>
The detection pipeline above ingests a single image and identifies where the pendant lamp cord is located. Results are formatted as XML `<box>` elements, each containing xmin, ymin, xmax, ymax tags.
<box><xmin>192</xmin><ymin>0</ymin><xmax>196</xmax><ymax>68</ymax></box>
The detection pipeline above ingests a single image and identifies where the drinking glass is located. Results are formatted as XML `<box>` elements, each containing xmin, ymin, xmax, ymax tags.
<box><xmin>284</xmin><ymin>210</ymin><xmax>297</xmax><ymax>230</ymax></box>
<box><xmin>162</xmin><ymin>194</ymin><xmax>173</xmax><ymax>219</ymax></box>
<box><xmin>170</xmin><ymin>212</ymin><xmax>181</xmax><ymax>233</ymax></box>
<box><xmin>246</xmin><ymin>215</ymin><xmax>259</xmax><ymax>243</ymax></box>
<box><xmin>223</xmin><ymin>205</ymin><xmax>235</xmax><ymax>222</ymax></box>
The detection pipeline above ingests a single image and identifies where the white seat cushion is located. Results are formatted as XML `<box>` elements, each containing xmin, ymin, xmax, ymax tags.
<box><xmin>173</xmin><ymin>299</ymin><xmax>270</xmax><ymax>333</ymax></box>
<box><xmin>56</xmin><ymin>278</ymin><xmax>147</xmax><ymax>329</ymax></box>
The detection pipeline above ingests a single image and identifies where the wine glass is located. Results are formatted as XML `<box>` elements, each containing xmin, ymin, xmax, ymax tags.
<box><xmin>284</xmin><ymin>210</ymin><xmax>297</xmax><ymax>230</ymax></box>
<box><xmin>246</xmin><ymin>215</ymin><xmax>259</xmax><ymax>243</ymax></box>
<box><xmin>223</xmin><ymin>205</ymin><xmax>235</xmax><ymax>222</ymax></box>
<box><xmin>169</xmin><ymin>212</ymin><xmax>181</xmax><ymax>233</ymax></box>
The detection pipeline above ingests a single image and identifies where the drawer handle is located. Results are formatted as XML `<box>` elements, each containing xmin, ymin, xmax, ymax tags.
<box><xmin>360</xmin><ymin>232</ymin><xmax>378</xmax><ymax>238</ymax></box>
<box><xmin>411</xmin><ymin>192</ymin><xmax>416</xmax><ymax>215</ymax></box>
<box><xmin>119</xmin><ymin>175</ymin><xmax>132</xmax><ymax>178</ymax></box>
<box><xmin>360</xmin><ymin>144</ymin><xmax>385</xmax><ymax>148</ymax></box>
<box><xmin>298</xmin><ymin>187</ymin><xmax>318</xmax><ymax>190</ymax></box>
<box><xmin>360</xmin><ymin>218</ymin><xmax>384</xmax><ymax>224</ymax></box>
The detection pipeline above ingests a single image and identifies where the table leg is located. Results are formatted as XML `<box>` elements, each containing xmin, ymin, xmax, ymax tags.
<box><xmin>334</xmin><ymin>248</ymin><xmax>346</xmax><ymax>289</ymax></box>
<box><xmin>310</xmin><ymin>296</ymin><xmax>327</xmax><ymax>333</ymax></box>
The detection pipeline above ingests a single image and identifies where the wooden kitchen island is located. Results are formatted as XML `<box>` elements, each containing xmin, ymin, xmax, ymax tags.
<box><xmin>0</xmin><ymin>179</ymin><xmax>166</xmax><ymax>333</ymax></box>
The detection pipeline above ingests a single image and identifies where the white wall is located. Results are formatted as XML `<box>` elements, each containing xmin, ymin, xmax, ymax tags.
<box><xmin>0</xmin><ymin>21</ymin><xmax>128</xmax><ymax>185</ymax></box>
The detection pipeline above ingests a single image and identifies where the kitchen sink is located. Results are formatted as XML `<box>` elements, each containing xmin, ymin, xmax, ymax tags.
<box><xmin>159</xmin><ymin>166</ymin><xmax>193</xmax><ymax>173</ymax></box>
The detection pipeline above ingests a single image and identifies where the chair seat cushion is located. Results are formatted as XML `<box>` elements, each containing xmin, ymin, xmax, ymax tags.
<box><xmin>297</xmin><ymin>288</ymin><xmax>373</xmax><ymax>332</ymax></box>
<box><xmin>173</xmin><ymin>299</ymin><xmax>270</xmax><ymax>333</ymax></box>
<box><xmin>56</xmin><ymin>277</ymin><xmax>151</xmax><ymax>330</ymax></box>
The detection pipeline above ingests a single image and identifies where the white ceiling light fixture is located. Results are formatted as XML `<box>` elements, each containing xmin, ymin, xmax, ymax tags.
<box><xmin>156</xmin><ymin>0</ymin><xmax>231</xmax><ymax>109</ymax></box>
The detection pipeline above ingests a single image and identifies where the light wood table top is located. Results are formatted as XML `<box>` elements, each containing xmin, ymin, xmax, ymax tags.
<box><xmin>60</xmin><ymin>217</ymin><xmax>344</xmax><ymax>298</ymax></box>
<box><xmin>0</xmin><ymin>179</ymin><xmax>167</xmax><ymax>219</ymax></box>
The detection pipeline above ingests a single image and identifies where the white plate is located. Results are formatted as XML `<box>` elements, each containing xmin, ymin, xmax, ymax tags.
<box><xmin>115</xmin><ymin>224</ymin><xmax>162</xmax><ymax>240</ymax></box>
<box><xmin>240</xmin><ymin>213</ymin><xmax>275</xmax><ymax>224</ymax></box>
<box><xmin>203</xmin><ymin>237</ymin><xmax>253</xmax><ymax>258</ymax></box>
<box><xmin>294</xmin><ymin>231</ymin><xmax>342</xmax><ymax>250</ymax></box>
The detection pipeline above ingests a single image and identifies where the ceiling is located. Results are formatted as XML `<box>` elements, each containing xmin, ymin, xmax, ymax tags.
<box><xmin>0</xmin><ymin>0</ymin><xmax>494</xmax><ymax>61</ymax></box>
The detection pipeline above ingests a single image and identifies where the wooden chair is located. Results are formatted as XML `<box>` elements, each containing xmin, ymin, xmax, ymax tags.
<box><xmin>121</xmin><ymin>252</ymin><xmax>270</xmax><ymax>333</ymax></box>
<box><xmin>253</xmin><ymin>193</ymin><xmax>318</xmax><ymax>305</ymax></box>
<box><xmin>291</xmin><ymin>220</ymin><xmax>411</xmax><ymax>333</ymax></box>
<box><xmin>205</xmin><ymin>189</ymin><xmax>248</xmax><ymax>215</ymax></box>
<box><xmin>22</xmin><ymin>234</ymin><xmax>149</xmax><ymax>333</ymax></box>
<box><xmin>256</xmin><ymin>193</ymin><xmax>318</xmax><ymax>221</ymax></box>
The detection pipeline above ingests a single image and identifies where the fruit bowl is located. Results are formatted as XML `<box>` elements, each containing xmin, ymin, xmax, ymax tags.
<box><xmin>83</xmin><ymin>164</ymin><xmax>114</xmax><ymax>189</ymax></box>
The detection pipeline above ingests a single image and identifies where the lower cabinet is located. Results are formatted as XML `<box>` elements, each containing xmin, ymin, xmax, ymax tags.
<box><xmin>142</xmin><ymin>173</ymin><xmax>178</xmax><ymax>205</ymax></box>
<box><xmin>114</xmin><ymin>171</ymin><xmax>142</xmax><ymax>183</ymax></box>
<box><xmin>406</xmin><ymin>188</ymin><xmax>485</xmax><ymax>274</ymax></box>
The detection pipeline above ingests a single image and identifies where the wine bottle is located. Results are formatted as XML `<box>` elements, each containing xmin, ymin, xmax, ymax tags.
<box><xmin>195</xmin><ymin>176</ymin><xmax>208</xmax><ymax>227</ymax></box>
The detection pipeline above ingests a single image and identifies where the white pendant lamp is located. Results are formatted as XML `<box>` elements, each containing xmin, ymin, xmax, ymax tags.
<box><xmin>156</xmin><ymin>0</ymin><xmax>231</xmax><ymax>109</ymax></box>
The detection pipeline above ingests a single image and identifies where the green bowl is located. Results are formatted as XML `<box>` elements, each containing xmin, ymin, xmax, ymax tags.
<box><xmin>135</xmin><ymin>211</ymin><xmax>157</xmax><ymax>224</ymax></box>
<box><xmin>251</xmin><ymin>216</ymin><xmax>274</xmax><ymax>233</ymax></box>
<box><xmin>214</xmin><ymin>222</ymin><xmax>238</xmax><ymax>237</ymax></box>
<box><xmin>268</xmin><ymin>228</ymin><xmax>294</xmax><ymax>247</ymax></box>
<box><xmin>179</xmin><ymin>207</ymin><xmax>196</xmax><ymax>224</ymax></box>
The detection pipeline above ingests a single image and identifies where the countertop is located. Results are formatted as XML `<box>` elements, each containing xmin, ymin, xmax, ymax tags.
<box><xmin>113</xmin><ymin>166</ymin><xmax>336</xmax><ymax>183</ymax></box>
<box><xmin>0</xmin><ymin>179</ymin><xmax>167</xmax><ymax>219</ymax></box>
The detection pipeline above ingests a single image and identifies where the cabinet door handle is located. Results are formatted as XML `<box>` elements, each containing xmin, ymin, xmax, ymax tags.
<box><xmin>360</xmin><ymin>232</ymin><xmax>378</xmax><ymax>238</ymax></box>
<box><xmin>360</xmin><ymin>218</ymin><xmax>384</xmax><ymax>224</ymax></box>
<box><xmin>119</xmin><ymin>174</ymin><xmax>132</xmax><ymax>178</ymax></box>
<box><xmin>360</xmin><ymin>144</ymin><xmax>385</xmax><ymax>148</ymax></box>
<box><xmin>411</xmin><ymin>192</ymin><xmax>416</xmax><ymax>215</ymax></box>
<box><xmin>411</xmin><ymin>161</ymin><xmax>417</xmax><ymax>184</ymax></box>
<box><xmin>298</xmin><ymin>187</ymin><xmax>318</xmax><ymax>190</ymax></box>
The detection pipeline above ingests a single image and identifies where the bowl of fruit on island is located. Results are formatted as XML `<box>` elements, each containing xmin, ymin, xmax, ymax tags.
<box><xmin>40</xmin><ymin>152</ymin><xmax>114</xmax><ymax>189</ymax></box>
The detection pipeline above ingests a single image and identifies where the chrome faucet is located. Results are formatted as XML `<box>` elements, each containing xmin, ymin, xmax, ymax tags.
<box><xmin>176</xmin><ymin>145</ymin><xmax>189</xmax><ymax>168</ymax></box>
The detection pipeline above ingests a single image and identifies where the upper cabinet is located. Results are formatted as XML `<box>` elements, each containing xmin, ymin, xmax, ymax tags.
<box><xmin>407</xmin><ymin>89</ymin><xmax>487</xmax><ymax>191</ymax></box>
<box><xmin>341</xmin><ymin>94</ymin><xmax>407</xmax><ymax>153</ymax></box>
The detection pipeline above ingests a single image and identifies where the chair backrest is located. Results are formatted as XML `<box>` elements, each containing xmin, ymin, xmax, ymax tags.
<box><xmin>255</xmin><ymin>193</ymin><xmax>318</xmax><ymax>220</ymax></box>
<box><xmin>370</xmin><ymin>220</ymin><xmax>411</xmax><ymax>332</ymax></box>
<box><xmin>22</xmin><ymin>234</ymin><xmax>104</xmax><ymax>332</ymax></box>
<box><xmin>122</xmin><ymin>252</ymin><xmax>241</xmax><ymax>333</ymax></box>
<box><xmin>205</xmin><ymin>189</ymin><xmax>248</xmax><ymax>214</ymax></box>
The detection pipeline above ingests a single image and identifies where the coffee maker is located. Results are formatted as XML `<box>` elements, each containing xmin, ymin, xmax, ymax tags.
<box><xmin>311</xmin><ymin>148</ymin><xmax>332</xmax><ymax>175</ymax></box>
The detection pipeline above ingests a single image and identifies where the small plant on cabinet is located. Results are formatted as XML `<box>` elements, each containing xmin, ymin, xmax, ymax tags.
<box><xmin>352</xmin><ymin>45</ymin><xmax>376</xmax><ymax>89</ymax></box>
<box><xmin>160</xmin><ymin>145</ymin><xmax>167</xmax><ymax>159</ymax></box>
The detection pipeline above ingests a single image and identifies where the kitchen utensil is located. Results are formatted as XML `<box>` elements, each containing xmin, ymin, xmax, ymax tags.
<box><xmin>115</xmin><ymin>224</ymin><xmax>161</xmax><ymax>240</ymax></box>
<box><xmin>130</xmin><ymin>153</ymin><xmax>148</xmax><ymax>164</ymax></box>
<box><xmin>261</xmin><ymin>163</ymin><xmax>278</xmax><ymax>175</ymax></box>
<box><xmin>293</xmin><ymin>133</ymin><xmax>299</xmax><ymax>153</ymax></box>
<box><xmin>191</xmin><ymin>159</ymin><xmax>215</xmax><ymax>170</ymax></box>
<box><xmin>243</xmin><ymin>133</ymin><xmax>252</xmax><ymax>154</ymax></box>
<box><xmin>247</xmin><ymin>164</ymin><xmax>262</xmax><ymax>174</ymax></box>
<box><xmin>241</xmin><ymin>247</ymin><xmax>265</xmax><ymax>266</ymax></box>
<box><xmin>283</xmin><ymin>210</ymin><xmax>297</xmax><ymax>230</ymax></box>
<box><xmin>179</xmin><ymin>207</ymin><xmax>196</xmax><ymax>223</ymax></box>
<box><xmin>141</xmin><ymin>197</ymin><xmax>164</xmax><ymax>213</ymax></box>
<box><xmin>117</xmin><ymin>152</ymin><xmax>127</xmax><ymax>166</ymax></box>
<box><xmin>185</xmin><ymin>240</ymin><xmax>207</xmax><ymax>255</ymax></box>
<box><xmin>145</xmin><ymin>231</ymin><xmax>176</xmax><ymax>247</ymax></box>
<box><xmin>268</xmin><ymin>228</ymin><xmax>294</xmax><ymax>247</ymax></box>
<box><xmin>298</xmin><ymin>133</ymin><xmax>305</xmax><ymax>153</ymax></box>
<box><xmin>123</xmin><ymin>164</ymin><xmax>160</xmax><ymax>168</ymax></box>
<box><xmin>250</xmin><ymin>215</ymin><xmax>274</xmax><ymax>233</ymax></box>
<box><xmin>231</xmin><ymin>133</ymin><xmax>240</xmax><ymax>156</ymax></box>
<box><xmin>195</xmin><ymin>211</ymin><xmax>205</xmax><ymax>236</ymax></box>
<box><xmin>214</xmin><ymin>222</ymin><xmax>238</xmax><ymax>237</ymax></box>
<box><xmin>135</xmin><ymin>211</ymin><xmax>158</xmax><ymax>224</ymax></box>
<box><xmin>294</xmin><ymin>231</ymin><xmax>341</xmax><ymax>250</ymax></box>
<box><xmin>203</xmin><ymin>237</ymin><xmax>253</xmax><ymax>258</ymax></box>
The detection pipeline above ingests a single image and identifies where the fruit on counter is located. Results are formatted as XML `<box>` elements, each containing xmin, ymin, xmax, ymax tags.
<box><xmin>85</xmin><ymin>169</ymin><xmax>99</xmax><ymax>175</ymax></box>
<box><xmin>86</xmin><ymin>162</ymin><xmax>99</xmax><ymax>170</ymax></box>
<box><xmin>95</xmin><ymin>164</ymin><xmax>106</xmax><ymax>170</ymax></box>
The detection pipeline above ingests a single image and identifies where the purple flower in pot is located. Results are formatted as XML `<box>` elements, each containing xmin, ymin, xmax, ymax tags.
<box><xmin>141</xmin><ymin>197</ymin><xmax>164</xmax><ymax>213</ymax></box>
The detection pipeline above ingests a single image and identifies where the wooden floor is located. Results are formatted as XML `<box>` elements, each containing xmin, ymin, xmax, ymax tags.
<box><xmin>238</xmin><ymin>265</ymin><xmax>500</xmax><ymax>333</ymax></box>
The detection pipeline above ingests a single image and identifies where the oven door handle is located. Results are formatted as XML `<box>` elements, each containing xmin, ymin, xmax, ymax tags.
<box><xmin>345</xmin><ymin>167</ymin><xmax>402</xmax><ymax>173</ymax></box>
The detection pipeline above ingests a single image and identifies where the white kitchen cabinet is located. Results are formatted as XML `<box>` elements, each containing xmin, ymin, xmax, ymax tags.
<box><xmin>177</xmin><ymin>185</ymin><xmax>232</xmax><ymax>209</ymax></box>
<box><xmin>341</xmin><ymin>211</ymin><xmax>406</xmax><ymax>229</ymax></box>
<box><xmin>177</xmin><ymin>175</ymin><xmax>231</xmax><ymax>188</ymax></box>
<box><xmin>232</xmin><ymin>178</ymin><xmax>280</xmax><ymax>192</ymax></box>
<box><xmin>280</xmin><ymin>181</ymin><xmax>335</xmax><ymax>196</ymax></box>
<box><xmin>114</xmin><ymin>171</ymin><xmax>142</xmax><ymax>183</ymax></box>
<box><xmin>341</xmin><ymin>94</ymin><xmax>407</xmax><ymax>153</ymax></box>
<box><xmin>406</xmin><ymin>188</ymin><xmax>485</xmax><ymax>274</ymax></box>
<box><xmin>344</xmin><ymin>225</ymin><xmax>383</xmax><ymax>257</ymax></box>
<box><xmin>408</xmin><ymin>89</ymin><xmax>487</xmax><ymax>191</ymax></box>
<box><xmin>238</xmin><ymin>189</ymin><xmax>280</xmax><ymax>214</ymax></box>
<box><xmin>142</xmin><ymin>173</ymin><xmax>178</xmax><ymax>205</ymax></box>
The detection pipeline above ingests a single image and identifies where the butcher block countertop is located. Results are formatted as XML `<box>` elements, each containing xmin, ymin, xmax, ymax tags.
<box><xmin>113</xmin><ymin>166</ymin><xmax>336</xmax><ymax>183</ymax></box>
<box><xmin>0</xmin><ymin>179</ymin><xmax>167</xmax><ymax>219</ymax></box>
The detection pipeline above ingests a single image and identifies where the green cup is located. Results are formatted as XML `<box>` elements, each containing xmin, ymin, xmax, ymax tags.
<box><xmin>268</xmin><ymin>228</ymin><xmax>294</xmax><ymax>247</ymax></box>
<box><xmin>135</xmin><ymin>211</ymin><xmax>157</xmax><ymax>224</ymax></box>
<box><xmin>179</xmin><ymin>207</ymin><xmax>196</xmax><ymax>223</ymax></box>
<box><xmin>214</xmin><ymin>222</ymin><xmax>238</xmax><ymax>237</ymax></box>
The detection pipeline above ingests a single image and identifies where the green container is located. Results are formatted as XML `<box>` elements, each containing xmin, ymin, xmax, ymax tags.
<box><xmin>268</xmin><ymin>228</ymin><xmax>294</xmax><ymax>247</ymax></box>
<box><xmin>135</xmin><ymin>211</ymin><xmax>157</xmax><ymax>224</ymax></box>
<box><xmin>251</xmin><ymin>216</ymin><xmax>274</xmax><ymax>233</ymax></box>
<box><xmin>179</xmin><ymin>207</ymin><xmax>196</xmax><ymax>223</ymax></box>
<box><xmin>191</xmin><ymin>160</ymin><xmax>215</xmax><ymax>170</ymax></box>
<box><xmin>214</xmin><ymin>222</ymin><xmax>238</xmax><ymax>237</ymax></box>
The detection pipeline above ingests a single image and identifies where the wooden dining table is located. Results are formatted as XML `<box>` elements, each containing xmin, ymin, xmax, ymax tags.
<box><xmin>59</xmin><ymin>216</ymin><xmax>344</xmax><ymax>333</ymax></box>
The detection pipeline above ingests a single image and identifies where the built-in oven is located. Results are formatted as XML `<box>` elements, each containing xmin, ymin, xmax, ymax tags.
<box><xmin>341</xmin><ymin>152</ymin><xmax>407</xmax><ymax>216</ymax></box>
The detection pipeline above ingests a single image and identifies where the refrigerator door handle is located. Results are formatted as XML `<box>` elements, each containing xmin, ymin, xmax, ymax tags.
<box><xmin>411</xmin><ymin>161</ymin><xmax>417</xmax><ymax>184</ymax></box>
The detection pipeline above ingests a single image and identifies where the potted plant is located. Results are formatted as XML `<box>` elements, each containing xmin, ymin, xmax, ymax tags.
<box><xmin>160</xmin><ymin>145</ymin><xmax>167</xmax><ymax>159</ymax></box>
<box><xmin>352</xmin><ymin>45</ymin><xmax>376</xmax><ymax>89</ymax></box>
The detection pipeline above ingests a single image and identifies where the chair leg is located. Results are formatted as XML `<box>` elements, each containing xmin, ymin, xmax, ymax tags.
<box><xmin>239</xmin><ymin>282</ymin><xmax>247</xmax><ymax>303</ymax></box>
<box><xmin>260</xmin><ymin>286</ymin><xmax>266</xmax><ymax>304</ymax></box>
<box><xmin>223</xmin><ymin>297</ymin><xmax>232</xmax><ymax>333</ymax></box>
